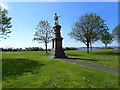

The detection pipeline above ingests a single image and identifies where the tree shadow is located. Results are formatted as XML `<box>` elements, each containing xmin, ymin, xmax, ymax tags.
<box><xmin>2</xmin><ymin>58</ymin><xmax>45</xmax><ymax>79</ymax></box>
<box><xmin>66</xmin><ymin>54</ymin><xmax>82</xmax><ymax>57</ymax></box>
<box><xmin>92</xmin><ymin>51</ymin><xmax>119</xmax><ymax>56</ymax></box>
<box><xmin>67</xmin><ymin>57</ymin><xmax>112</xmax><ymax>62</ymax></box>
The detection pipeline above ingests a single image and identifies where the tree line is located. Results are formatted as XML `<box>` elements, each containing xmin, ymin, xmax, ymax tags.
<box><xmin>0</xmin><ymin>8</ymin><xmax>119</xmax><ymax>53</ymax></box>
<box><xmin>1</xmin><ymin>47</ymin><xmax>79</xmax><ymax>52</ymax></box>
<box><xmin>1</xmin><ymin>47</ymin><xmax>44</xmax><ymax>51</ymax></box>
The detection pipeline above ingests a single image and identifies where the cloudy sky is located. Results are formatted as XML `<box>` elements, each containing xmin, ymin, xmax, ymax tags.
<box><xmin>0</xmin><ymin>0</ymin><xmax>118</xmax><ymax>49</ymax></box>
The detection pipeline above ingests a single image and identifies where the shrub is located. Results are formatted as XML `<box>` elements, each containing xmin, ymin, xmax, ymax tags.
<box><xmin>65</xmin><ymin>47</ymin><xmax>78</xmax><ymax>51</ymax></box>
<box><xmin>25</xmin><ymin>47</ymin><xmax>44</xmax><ymax>51</ymax></box>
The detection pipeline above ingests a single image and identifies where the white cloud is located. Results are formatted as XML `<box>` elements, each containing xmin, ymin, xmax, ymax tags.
<box><xmin>0</xmin><ymin>0</ymin><xmax>9</xmax><ymax>10</ymax></box>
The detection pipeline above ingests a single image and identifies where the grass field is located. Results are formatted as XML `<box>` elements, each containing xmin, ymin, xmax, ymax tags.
<box><xmin>2</xmin><ymin>49</ymin><xmax>119</xmax><ymax>88</ymax></box>
<box><xmin>65</xmin><ymin>49</ymin><xmax>119</xmax><ymax>67</ymax></box>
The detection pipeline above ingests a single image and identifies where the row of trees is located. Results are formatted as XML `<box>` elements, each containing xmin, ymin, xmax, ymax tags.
<box><xmin>1</xmin><ymin>47</ymin><xmax>79</xmax><ymax>52</ymax></box>
<box><xmin>0</xmin><ymin>8</ymin><xmax>119</xmax><ymax>53</ymax></box>
<box><xmin>1</xmin><ymin>47</ymin><xmax>44</xmax><ymax>51</ymax></box>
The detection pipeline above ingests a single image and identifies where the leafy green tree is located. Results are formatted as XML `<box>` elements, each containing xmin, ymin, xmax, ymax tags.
<box><xmin>101</xmin><ymin>31</ymin><xmax>113</xmax><ymax>49</ymax></box>
<box><xmin>112</xmin><ymin>25</ymin><xmax>120</xmax><ymax>44</ymax></box>
<box><xmin>0</xmin><ymin>8</ymin><xmax>12</xmax><ymax>39</ymax></box>
<box><xmin>68</xmin><ymin>13</ymin><xmax>108</xmax><ymax>53</ymax></box>
<box><xmin>33</xmin><ymin>20</ymin><xmax>53</xmax><ymax>53</ymax></box>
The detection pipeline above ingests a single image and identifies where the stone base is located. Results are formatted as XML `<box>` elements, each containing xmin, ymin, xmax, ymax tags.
<box><xmin>48</xmin><ymin>50</ymin><xmax>67</xmax><ymax>59</ymax></box>
<box><xmin>51</xmin><ymin>52</ymin><xmax>67</xmax><ymax>58</ymax></box>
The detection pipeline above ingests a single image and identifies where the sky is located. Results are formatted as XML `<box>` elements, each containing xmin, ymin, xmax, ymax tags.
<box><xmin>0</xmin><ymin>1</ymin><xmax>118</xmax><ymax>49</ymax></box>
<box><xmin>0</xmin><ymin>0</ymin><xmax>118</xmax><ymax>2</ymax></box>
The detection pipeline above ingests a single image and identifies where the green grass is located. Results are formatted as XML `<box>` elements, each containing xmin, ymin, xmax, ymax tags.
<box><xmin>65</xmin><ymin>49</ymin><xmax>119</xmax><ymax>67</ymax></box>
<box><xmin>2</xmin><ymin>51</ymin><xmax>118</xmax><ymax>88</ymax></box>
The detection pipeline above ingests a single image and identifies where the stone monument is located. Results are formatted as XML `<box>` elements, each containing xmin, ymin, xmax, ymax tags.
<box><xmin>51</xmin><ymin>13</ymin><xmax>67</xmax><ymax>58</ymax></box>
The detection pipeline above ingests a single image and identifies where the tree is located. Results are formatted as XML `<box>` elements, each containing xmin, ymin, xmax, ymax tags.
<box><xmin>68</xmin><ymin>13</ymin><xmax>108</xmax><ymax>53</ymax></box>
<box><xmin>112</xmin><ymin>25</ymin><xmax>120</xmax><ymax>44</ymax></box>
<box><xmin>33</xmin><ymin>20</ymin><xmax>53</xmax><ymax>53</ymax></box>
<box><xmin>0</xmin><ymin>8</ymin><xmax>12</xmax><ymax>39</ymax></box>
<box><xmin>101</xmin><ymin>31</ymin><xmax>113</xmax><ymax>49</ymax></box>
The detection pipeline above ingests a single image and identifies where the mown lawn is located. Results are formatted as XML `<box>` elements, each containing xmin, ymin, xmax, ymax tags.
<box><xmin>65</xmin><ymin>49</ymin><xmax>119</xmax><ymax>67</ymax></box>
<box><xmin>2</xmin><ymin>50</ymin><xmax>118</xmax><ymax>88</ymax></box>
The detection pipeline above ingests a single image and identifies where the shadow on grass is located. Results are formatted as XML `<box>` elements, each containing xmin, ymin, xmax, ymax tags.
<box><xmin>66</xmin><ymin>54</ymin><xmax>82</xmax><ymax>57</ymax></box>
<box><xmin>92</xmin><ymin>50</ymin><xmax>119</xmax><ymax>56</ymax></box>
<box><xmin>2</xmin><ymin>58</ymin><xmax>45</xmax><ymax>79</ymax></box>
<box><xmin>67</xmin><ymin>57</ymin><xmax>112</xmax><ymax>62</ymax></box>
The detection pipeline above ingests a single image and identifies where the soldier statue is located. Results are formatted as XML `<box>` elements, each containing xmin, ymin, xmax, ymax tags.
<box><xmin>54</xmin><ymin>13</ymin><xmax>61</xmax><ymax>25</ymax></box>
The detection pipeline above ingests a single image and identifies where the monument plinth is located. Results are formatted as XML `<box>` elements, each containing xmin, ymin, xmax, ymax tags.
<box><xmin>50</xmin><ymin>13</ymin><xmax>67</xmax><ymax>58</ymax></box>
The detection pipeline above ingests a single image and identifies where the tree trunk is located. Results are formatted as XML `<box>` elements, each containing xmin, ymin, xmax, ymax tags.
<box><xmin>105</xmin><ymin>44</ymin><xmax>107</xmax><ymax>50</ymax></box>
<box><xmin>87</xmin><ymin>43</ymin><xmax>89</xmax><ymax>53</ymax></box>
<box><xmin>90</xmin><ymin>43</ymin><xmax>92</xmax><ymax>51</ymax></box>
<box><xmin>45</xmin><ymin>42</ymin><xmax>47</xmax><ymax>53</ymax></box>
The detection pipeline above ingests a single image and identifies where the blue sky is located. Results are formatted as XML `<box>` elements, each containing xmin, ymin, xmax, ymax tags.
<box><xmin>0</xmin><ymin>2</ymin><xmax>118</xmax><ymax>49</ymax></box>
<box><xmin>0</xmin><ymin>0</ymin><xmax>118</xmax><ymax>2</ymax></box>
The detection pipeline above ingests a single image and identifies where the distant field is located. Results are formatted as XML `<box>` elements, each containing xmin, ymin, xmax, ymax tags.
<box><xmin>65</xmin><ymin>49</ymin><xmax>119</xmax><ymax>68</ymax></box>
<box><xmin>2</xmin><ymin>50</ymin><xmax>118</xmax><ymax>88</ymax></box>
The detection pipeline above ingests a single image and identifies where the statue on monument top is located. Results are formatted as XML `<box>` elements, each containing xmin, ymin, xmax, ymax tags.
<box><xmin>54</xmin><ymin>13</ymin><xmax>61</xmax><ymax>26</ymax></box>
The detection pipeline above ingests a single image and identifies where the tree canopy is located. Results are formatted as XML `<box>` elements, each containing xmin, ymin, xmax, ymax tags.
<box><xmin>33</xmin><ymin>20</ymin><xmax>53</xmax><ymax>53</ymax></box>
<box><xmin>101</xmin><ymin>31</ymin><xmax>113</xmax><ymax>49</ymax></box>
<box><xmin>68</xmin><ymin>13</ymin><xmax>108</xmax><ymax>53</ymax></box>
<box><xmin>0</xmin><ymin>8</ymin><xmax>12</xmax><ymax>39</ymax></box>
<box><xmin>112</xmin><ymin>25</ymin><xmax>120</xmax><ymax>44</ymax></box>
